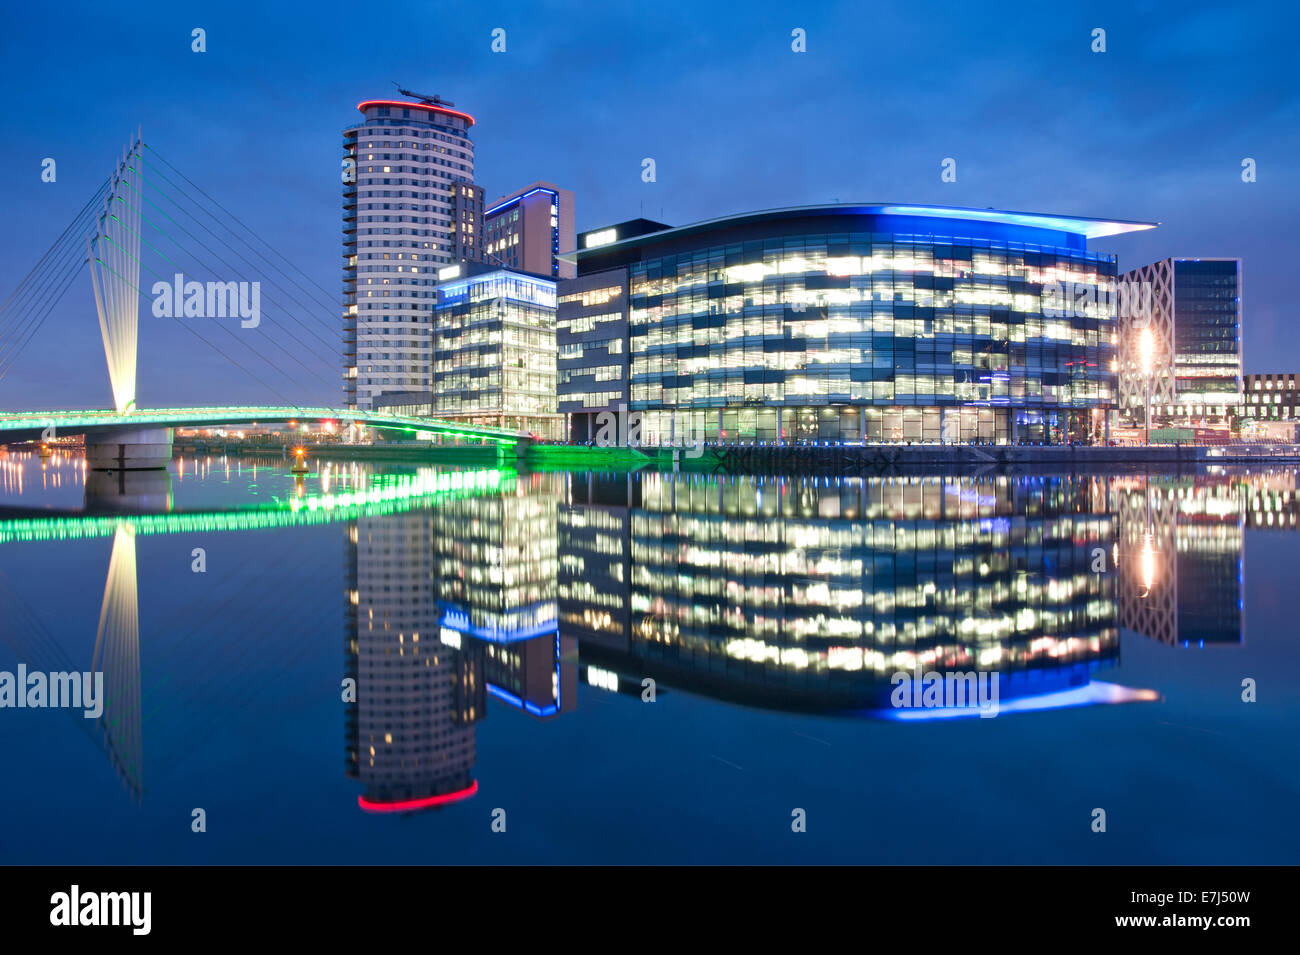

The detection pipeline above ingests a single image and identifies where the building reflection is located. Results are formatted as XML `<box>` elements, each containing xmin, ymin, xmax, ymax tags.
<box><xmin>1111</xmin><ymin>474</ymin><xmax>1245</xmax><ymax>647</ymax></box>
<box><xmin>342</xmin><ymin>466</ymin><xmax>1279</xmax><ymax>810</ymax></box>
<box><xmin>84</xmin><ymin>468</ymin><xmax>173</xmax><ymax>513</ymax></box>
<box><xmin>345</xmin><ymin>510</ymin><xmax>482</xmax><ymax>813</ymax></box>
<box><xmin>1243</xmin><ymin>471</ymin><xmax>1300</xmax><ymax>530</ymax></box>
<box><xmin>345</xmin><ymin>473</ymin><xmax>574</xmax><ymax>813</ymax></box>
<box><xmin>562</xmin><ymin>472</ymin><xmax>1125</xmax><ymax>711</ymax></box>
<box><xmin>432</xmin><ymin>476</ymin><xmax>574</xmax><ymax>720</ymax></box>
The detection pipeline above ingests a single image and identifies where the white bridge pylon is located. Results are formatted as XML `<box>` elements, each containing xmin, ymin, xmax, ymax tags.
<box><xmin>87</xmin><ymin>132</ymin><xmax>144</xmax><ymax>415</ymax></box>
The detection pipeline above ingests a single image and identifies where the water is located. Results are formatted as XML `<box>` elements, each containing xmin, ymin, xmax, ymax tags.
<box><xmin>0</xmin><ymin>448</ymin><xmax>1296</xmax><ymax>864</ymax></box>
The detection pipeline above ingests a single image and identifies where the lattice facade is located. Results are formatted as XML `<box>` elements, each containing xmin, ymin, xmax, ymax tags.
<box><xmin>1117</xmin><ymin>258</ymin><xmax>1177</xmax><ymax>423</ymax></box>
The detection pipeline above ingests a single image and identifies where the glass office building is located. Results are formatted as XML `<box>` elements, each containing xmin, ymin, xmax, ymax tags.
<box><xmin>432</xmin><ymin>265</ymin><xmax>564</xmax><ymax>439</ymax></box>
<box><xmin>565</xmin><ymin>205</ymin><xmax>1156</xmax><ymax>445</ymax></box>
<box><xmin>558</xmin><ymin>220</ymin><xmax>671</xmax><ymax>442</ymax></box>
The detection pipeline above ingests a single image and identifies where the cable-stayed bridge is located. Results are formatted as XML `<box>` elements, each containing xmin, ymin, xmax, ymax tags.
<box><xmin>0</xmin><ymin>133</ymin><xmax>531</xmax><ymax>461</ymax></box>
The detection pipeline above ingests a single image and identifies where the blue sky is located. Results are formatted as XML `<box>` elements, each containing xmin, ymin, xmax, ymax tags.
<box><xmin>1</xmin><ymin>0</ymin><xmax>1297</xmax><ymax>408</ymax></box>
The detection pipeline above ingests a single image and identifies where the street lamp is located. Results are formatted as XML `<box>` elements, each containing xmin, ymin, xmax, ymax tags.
<box><xmin>1139</xmin><ymin>326</ymin><xmax>1154</xmax><ymax>445</ymax></box>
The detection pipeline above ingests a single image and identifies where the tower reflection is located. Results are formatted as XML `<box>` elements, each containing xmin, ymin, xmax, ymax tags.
<box><xmin>345</xmin><ymin>474</ymin><xmax>574</xmax><ymax>813</ymax></box>
<box><xmin>345</xmin><ymin>511</ymin><xmax>481</xmax><ymax>813</ymax></box>
<box><xmin>1112</xmin><ymin>474</ymin><xmax>1245</xmax><ymax>648</ymax></box>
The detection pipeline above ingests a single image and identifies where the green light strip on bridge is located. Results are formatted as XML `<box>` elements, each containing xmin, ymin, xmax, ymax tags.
<box><xmin>0</xmin><ymin>467</ymin><xmax>511</xmax><ymax>545</ymax></box>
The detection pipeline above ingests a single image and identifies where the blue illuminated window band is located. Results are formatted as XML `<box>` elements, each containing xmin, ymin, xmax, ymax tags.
<box><xmin>875</xmin><ymin>681</ymin><xmax>1160</xmax><ymax>720</ymax></box>
<box><xmin>436</xmin><ymin>270</ymin><xmax>557</xmax><ymax>306</ymax></box>
<box><xmin>439</xmin><ymin>606</ymin><xmax>558</xmax><ymax>643</ymax></box>
<box><xmin>575</xmin><ymin>203</ymin><xmax>1158</xmax><ymax>260</ymax></box>
<box><xmin>485</xmin><ymin>187</ymin><xmax>560</xmax><ymax>218</ymax></box>
<box><xmin>484</xmin><ymin>633</ymin><xmax>563</xmax><ymax>717</ymax></box>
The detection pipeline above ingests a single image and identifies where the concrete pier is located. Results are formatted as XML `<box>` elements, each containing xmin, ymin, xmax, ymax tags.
<box><xmin>84</xmin><ymin>427</ymin><xmax>174</xmax><ymax>471</ymax></box>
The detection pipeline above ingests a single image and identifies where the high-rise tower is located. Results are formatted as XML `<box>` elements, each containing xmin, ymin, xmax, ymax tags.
<box><xmin>343</xmin><ymin>96</ymin><xmax>477</xmax><ymax>410</ymax></box>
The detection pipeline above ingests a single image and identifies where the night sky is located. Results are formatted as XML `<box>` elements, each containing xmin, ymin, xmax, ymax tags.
<box><xmin>1</xmin><ymin>0</ymin><xmax>1296</xmax><ymax>410</ymax></box>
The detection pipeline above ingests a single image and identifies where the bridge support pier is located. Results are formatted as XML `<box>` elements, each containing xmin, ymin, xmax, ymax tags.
<box><xmin>498</xmin><ymin>437</ymin><xmax>535</xmax><ymax>466</ymax></box>
<box><xmin>85</xmin><ymin>427</ymin><xmax>174</xmax><ymax>471</ymax></box>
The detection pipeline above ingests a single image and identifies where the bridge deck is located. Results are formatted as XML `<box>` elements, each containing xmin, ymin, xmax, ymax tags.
<box><xmin>0</xmin><ymin>406</ymin><xmax>530</xmax><ymax>444</ymax></box>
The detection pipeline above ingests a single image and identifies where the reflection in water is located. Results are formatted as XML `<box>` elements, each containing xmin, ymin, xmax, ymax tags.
<box><xmin>432</xmin><ymin>484</ymin><xmax>576</xmax><ymax>720</ymax></box>
<box><xmin>1112</xmin><ymin>475</ymin><xmax>1245</xmax><ymax>648</ymax></box>
<box><xmin>345</xmin><ymin>512</ymin><xmax>482</xmax><ymax>813</ymax></box>
<box><xmin>345</xmin><ymin>480</ymin><xmax>576</xmax><ymax>813</ymax></box>
<box><xmin>563</xmin><ymin>473</ymin><xmax>1126</xmax><ymax>712</ymax></box>
<box><xmin>3</xmin><ymin>454</ymin><xmax>1282</xmax><ymax>814</ymax></box>
<box><xmin>343</xmin><ymin>471</ymin><xmax>1172</xmax><ymax>812</ymax></box>
<box><xmin>91</xmin><ymin>525</ymin><xmax>143</xmax><ymax>800</ymax></box>
<box><xmin>84</xmin><ymin>469</ymin><xmax>173</xmax><ymax>513</ymax></box>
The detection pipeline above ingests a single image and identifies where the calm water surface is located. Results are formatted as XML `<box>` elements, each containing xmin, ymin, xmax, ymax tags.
<box><xmin>0</xmin><ymin>448</ymin><xmax>1297</xmax><ymax>863</ymax></box>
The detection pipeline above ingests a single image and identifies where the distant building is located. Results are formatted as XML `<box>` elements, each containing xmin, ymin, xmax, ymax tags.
<box><xmin>343</xmin><ymin>96</ymin><xmax>478</xmax><ymax>410</ymax></box>
<box><xmin>484</xmin><ymin>182</ymin><xmax>575</xmax><ymax>279</ymax></box>
<box><xmin>1241</xmin><ymin>373</ymin><xmax>1300</xmax><ymax>441</ymax></box>
<box><xmin>432</xmin><ymin>263</ymin><xmax>563</xmax><ymax>438</ymax></box>
<box><xmin>1117</xmin><ymin>257</ymin><xmax>1243</xmax><ymax>432</ymax></box>
<box><xmin>1242</xmin><ymin>373</ymin><xmax>1300</xmax><ymax>420</ymax></box>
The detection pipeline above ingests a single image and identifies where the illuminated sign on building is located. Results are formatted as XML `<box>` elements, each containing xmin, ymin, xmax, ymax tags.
<box><xmin>584</xmin><ymin>228</ymin><xmax>617</xmax><ymax>249</ymax></box>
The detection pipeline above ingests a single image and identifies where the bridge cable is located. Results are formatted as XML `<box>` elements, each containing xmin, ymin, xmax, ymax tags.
<box><xmin>111</xmin><ymin>175</ymin><xmax>339</xmax><ymax>382</ymax></box>
<box><xmin>0</xmin><ymin>236</ymin><xmax>103</xmax><ymax>384</ymax></box>
<box><xmin>0</xmin><ymin>186</ymin><xmax>110</xmax><ymax>377</ymax></box>
<box><xmin>101</xmin><ymin>211</ymin><xmax>336</xmax><ymax>397</ymax></box>
<box><xmin>0</xmin><ymin>179</ymin><xmax>108</xmax><ymax>340</ymax></box>
<box><xmin>87</xmin><ymin>253</ymin><xmax>300</xmax><ymax>407</ymax></box>
<box><xmin>144</xmin><ymin>145</ymin><xmax>342</xmax><ymax>317</ymax></box>
<box><xmin>121</xmin><ymin>166</ymin><xmax>342</xmax><ymax>364</ymax></box>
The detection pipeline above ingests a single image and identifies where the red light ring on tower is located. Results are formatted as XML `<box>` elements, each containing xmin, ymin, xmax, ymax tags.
<box><xmin>356</xmin><ymin>100</ymin><xmax>476</xmax><ymax>128</ymax></box>
<box><xmin>357</xmin><ymin>780</ymin><xmax>479</xmax><ymax>813</ymax></box>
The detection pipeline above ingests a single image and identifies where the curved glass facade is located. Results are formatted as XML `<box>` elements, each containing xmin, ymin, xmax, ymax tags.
<box><xmin>605</xmin><ymin>210</ymin><xmax>1125</xmax><ymax>444</ymax></box>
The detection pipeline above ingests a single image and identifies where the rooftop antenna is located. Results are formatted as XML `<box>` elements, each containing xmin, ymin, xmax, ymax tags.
<box><xmin>393</xmin><ymin>82</ymin><xmax>455</xmax><ymax>107</ymax></box>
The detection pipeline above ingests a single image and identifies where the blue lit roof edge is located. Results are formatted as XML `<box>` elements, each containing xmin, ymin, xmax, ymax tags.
<box><xmin>485</xmin><ymin>185</ymin><xmax>560</xmax><ymax>218</ymax></box>
<box><xmin>570</xmin><ymin>203</ymin><xmax>1159</xmax><ymax>259</ymax></box>
<box><xmin>434</xmin><ymin>266</ymin><xmax>557</xmax><ymax>292</ymax></box>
